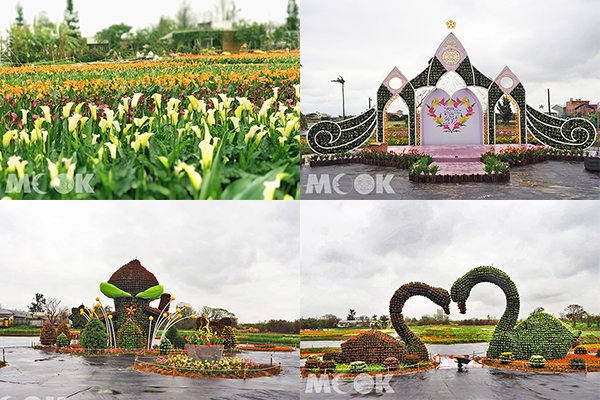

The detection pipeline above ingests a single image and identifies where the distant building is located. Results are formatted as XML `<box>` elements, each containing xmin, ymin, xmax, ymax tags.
<box><xmin>566</xmin><ymin>98</ymin><xmax>597</xmax><ymax>117</ymax></box>
<box><xmin>337</xmin><ymin>319</ymin><xmax>369</xmax><ymax>328</ymax></box>
<box><xmin>159</xmin><ymin>21</ymin><xmax>244</xmax><ymax>53</ymax></box>
<box><xmin>305</xmin><ymin>112</ymin><xmax>331</xmax><ymax>120</ymax></box>
<box><xmin>0</xmin><ymin>309</ymin><xmax>35</xmax><ymax>327</ymax></box>
<box><xmin>552</xmin><ymin>105</ymin><xmax>565</xmax><ymax>117</ymax></box>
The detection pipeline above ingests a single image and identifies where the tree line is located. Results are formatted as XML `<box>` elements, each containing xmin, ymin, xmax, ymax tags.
<box><xmin>2</xmin><ymin>0</ymin><xmax>299</xmax><ymax>65</ymax></box>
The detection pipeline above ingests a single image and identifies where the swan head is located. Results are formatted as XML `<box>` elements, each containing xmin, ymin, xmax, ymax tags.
<box><xmin>450</xmin><ymin>278</ymin><xmax>470</xmax><ymax>314</ymax></box>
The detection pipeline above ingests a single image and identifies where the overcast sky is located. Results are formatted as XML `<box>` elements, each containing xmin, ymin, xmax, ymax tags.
<box><xmin>0</xmin><ymin>201</ymin><xmax>299</xmax><ymax>323</ymax></box>
<box><xmin>0</xmin><ymin>0</ymin><xmax>288</xmax><ymax>38</ymax></box>
<box><xmin>300</xmin><ymin>0</ymin><xmax>600</xmax><ymax>116</ymax></box>
<box><xmin>300</xmin><ymin>201</ymin><xmax>599</xmax><ymax>322</ymax></box>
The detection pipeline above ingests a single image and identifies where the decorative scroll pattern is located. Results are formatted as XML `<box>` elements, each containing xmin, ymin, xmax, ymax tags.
<box><xmin>307</xmin><ymin>107</ymin><xmax>377</xmax><ymax>154</ymax></box>
<box><xmin>527</xmin><ymin>105</ymin><xmax>597</xmax><ymax>149</ymax></box>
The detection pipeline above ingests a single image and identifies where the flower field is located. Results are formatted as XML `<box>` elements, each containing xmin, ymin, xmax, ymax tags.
<box><xmin>0</xmin><ymin>52</ymin><xmax>300</xmax><ymax>199</ymax></box>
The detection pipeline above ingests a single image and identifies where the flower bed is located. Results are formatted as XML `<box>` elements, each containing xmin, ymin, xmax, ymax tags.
<box><xmin>480</xmin><ymin>352</ymin><xmax>600</xmax><ymax>373</ymax></box>
<box><xmin>300</xmin><ymin>360</ymin><xmax>436</xmax><ymax>378</ymax></box>
<box><xmin>135</xmin><ymin>354</ymin><xmax>280</xmax><ymax>379</ymax></box>
<box><xmin>309</xmin><ymin>148</ymin><xmax>426</xmax><ymax>168</ymax></box>
<box><xmin>33</xmin><ymin>343</ymin><xmax>187</xmax><ymax>357</ymax></box>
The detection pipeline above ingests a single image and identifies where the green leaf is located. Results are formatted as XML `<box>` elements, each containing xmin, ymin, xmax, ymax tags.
<box><xmin>135</xmin><ymin>285</ymin><xmax>164</xmax><ymax>300</ymax></box>
<box><xmin>100</xmin><ymin>282</ymin><xmax>132</xmax><ymax>298</ymax></box>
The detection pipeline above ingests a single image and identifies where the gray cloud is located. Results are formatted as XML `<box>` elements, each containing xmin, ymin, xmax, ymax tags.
<box><xmin>0</xmin><ymin>202</ymin><xmax>300</xmax><ymax>323</ymax></box>
<box><xmin>301</xmin><ymin>0</ymin><xmax>600</xmax><ymax>116</ymax></box>
<box><xmin>301</xmin><ymin>201</ymin><xmax>600</xmax><ymax>322</ymax></box>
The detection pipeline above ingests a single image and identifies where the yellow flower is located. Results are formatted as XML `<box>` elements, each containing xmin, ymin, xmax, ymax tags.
<box><xmin>74</xmin><ymin>102</ymin><xmax>85</xmax><ymax>115</ymax></box>
<box><xmin>278</xmin><ymin>136</ymin><xmax>287</xmax><ymax>146</ymax></box>
<box><xmin>40</xmin><ymin>105</ymin><xmax>52</xmax><ymax>122</ymax></box>
<box><xmin>2</xmin><ymin>130</ymin><xmax>17</xmax><ymax>148</ymax></box>
<box><xmin>263</xmin><ymin>173</ymin><xmax>289</xmax><ymax>200</ymax></box>
<box><xmin>105</xmin><ymin>142</ymin><xmax>117</xmax><ymax>159</ymax></box>
<box><xmin>68</xmin><ymin>114</ymin><xmax>82</xmax><ymax>133</ymax></box>
<box><xmin>62</xmin><ymin>102</ymin><xmax>74</xmax><ymax>118</ymax></box>
<box><xmin>199</xmin><ymin>138</ymin><xmax>214</xmax><ymax>171</ymax></box>
<box><xmin>19</xmin><ymin>130</ymin><xmax>30</xmax><ymax>144</ymax></box>
<box><xmin>104</xmin><ymin>109</ymin><xmax>114</xmax><ymax>127</ymax></box>
<box><xmin>157</xmin><ymin>156</ymin><xmax>169</xmax><ymax>168</ymax></box>
<box><xmin>34</xmin><ymin>117</ymin><xmax>44</xmax><ymax>133</ymax></box>
<box><xmin>88</xmin><ymin>104</ymin><xmax>98</xmax><ymax>120</ymax></box>
<box><xmin>21</xmin><ymin>109</ymin><xmax>29</xmax><ymax>126</ymax></box>
<box><xmin>293</xmin><ymin>84</ymin><xmax>300</xmax><ymax>99</ymax></box>
<box><xmin>167</xmin><ymin>98</ymin><xmax>181</xmax><ymax>111</ymax></box>
<box><xmin>237</xmin><ymin>97</ymin><xmax>253</xmax><ymax>111</ymax></box>
<box><xmin>206</xmin><ymin>109</ymin><xmax>216</xmax><ymax>125</ymax></box>
<box><xmin>152</xmin><ymin>93</ymin><xmax>162</xmax><ymax>111</ymax></box>
<box><xmin>134</xmin><ymin>116</ymin><xmax>149</xmax><ymax>128</ymax></box>
<box><xmin>218</xmin><ymin>94</ymin><xmax>233</xmax><ymax>109</ymax></box>
<box><xmin>131</xmin><ymin>93</ymin><xmax>143</xmax><ymax>108</ymax></box>
<box><xmin>7</xmin><ymin>155</ymin><xmax>27</xmax><ymax>176</ymax></box>
<box><xmin>187</xmin><ymin>95</ymin><xmax>199</xmax><ymax>112</ymax></box>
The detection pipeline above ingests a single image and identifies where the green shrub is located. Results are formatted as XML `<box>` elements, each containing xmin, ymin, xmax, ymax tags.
<box><xmin>56</xmin><ymin>333</ymin><xmax>70</xmax><ymax>348</ymax></box>
<box><xmin>40</xmin><ymin>322</ymin><xmax>57</xmax><ymax>346</ymax></box>
<box><xmin>159</xmin><ymin>337</ymin><xmax>173</xmax><ymax>355</ymax></box>
<box><xmin>529</xmin><ymin>355</ymin><xmax>545</xmax><ymax>368</ymax></box>
<box><xmin>569</xmin><ymin>357</ymin><xmax>585</xmax><ymax>370</ymax></box>
<box><xmin>574</xmin><ymin>345</ymin><xmax>587</xmax><ymax>355</ymax></box>
<box><xmin>306</xmin><ymin>354</ymin><xmax>320</xmax><ymax>360</ymax></box>
<box><xmin>80</xmin><ymin>317</ymin><xmax>108</xmax><ymax>350</ymax></box>
<box><xmin>222</xmin><ymin>326</ymin><xmax>238</xmax><ymax>350</ymax></box>
<box><xmin>166</xmin><ymin>326</ymin><xmax>187</xmax><ymax>350</ymax></box>
<box><xmin>596</xmin><ymin>348</ymin><xmax>600</xmax><ymax>358</ymax></box>
<box><xmin>341</xmin><ymin>330</ymin><xmax>405</xmax><ymax>365</ymax></box>
<box><xmin>499</xmin><ymin>352</ymin><xmax>513</xmax><ymax>364</ymax></box>
<box><xmin>349</xmin><ymin>361</ymin><xmax>366</xmax><ymax>373</ymax></box>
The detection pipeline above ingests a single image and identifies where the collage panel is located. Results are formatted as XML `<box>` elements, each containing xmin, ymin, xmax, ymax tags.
<box><xmin>299</xmin><ymin>201</ymin><xmax>600</xmax><ymax>398</ymax></box>
<box><xmin>299</xmin><ymin>0</ymin><xmax>599</xmax><ymax>199</ymax></box>
<box><xmin>0</xmin><ymin>201</ymin><xmax>300</xmax><ymax>399</ymax></box>
<box><xmin>0</xmin><ymin>0</ymin><xmax>300</xmax><ymax>200</ymax></box>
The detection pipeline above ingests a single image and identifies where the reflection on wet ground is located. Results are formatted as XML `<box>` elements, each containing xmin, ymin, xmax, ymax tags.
<box><xmin>300</xmin><ymin>161</ymin><xmax>600</xmax><ymax>199</ymax></box>
<box><xmin>0</xmin><ymin>337</ymin><xmax>299</xmax><ymax>399</ymax></box>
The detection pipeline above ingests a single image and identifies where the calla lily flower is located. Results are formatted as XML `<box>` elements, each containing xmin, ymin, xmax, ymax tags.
<box><xmin>294</xmin><ymin>84</ymin><xmax>300</xmax><ymax>99</ymax></box>
<box><xmin>199</xmin><ymin>138</ymin><xmax>214</xmax><ymax>171</ymax></box>
<box><xmin>122</xmin><ymin>97</ymin><xmax>130</xmax><ymax>114</ymax></box>
<box><xmin>74</xmin><ymin>102</ymin><xmax>85</xmax><ymax>114</ymax></box>
<box><xmin>279</xmin><ymin>136</ymin><xmax>287</xmax><ymax>146</ymax></box>
<box><xmin>47</xmin><ymin>159</ymin><xmax>59</xmax><ymax>180</ymax></box>
<box><xmin>105</xmin><ymin>142</ymin><xmax>117</xmax><ymax>159</ymax></box>
<box><xmin>167</xmin><ymin>98</ymin><xmax>181</xmax><ymax>111</ymax></box>
<box><xmin>218</xmin><ymin>94</ymin><xmax>233</xmax><ymax>109</ymax></box>
<box><xmin>40</xmin><ymin>106</ymin><xmax>52</xmax><ymax>123</ymax></box>
<box><xmin>7</xmin><ymin>155</ymin><xmax>27</xmax><ymax>178</ymax></box>
<box><xmin>152</xmin><ymin>93</ymin><xmax>162</xmax><ymax>110</ymax></box>
<box><xmin>157</xmin><ymin>156</ymin><xmax>169</xmax><ymax>168</ymax></box>
<box><xmin>19</xmin><ymin>131</ymin><xmax>30</xmax><ymax>144</ymax></box>
<box><xmin>34</xmin><ymin>117</ymin><xmax>44</xmax><ymax>133</ymax></box>
<box><xmin>91</xmin><ymin>134</ymin><xmax>100</xmax><ymax>145</ymax></box>
<box><xmin>263</xmin><ymin>172</ymin><xmax>289</xmax><ymax>200</ymax></box>
<box><xmin>187</xmin><ymin>95</ymin><xmax>199</xmax><ymax>112</ymax></box>
<box><xmin>117</xmin><ymin>104</ymin><xmax>126</xmax><ymax>119</ymax></box>
<box><xmin>21</xmin><ymin>109</ymin><xmax>29</xmax><ymax>126</ymax></box>
<box><xmin>3</xmin><ymin>130</ymin><xmax>17</xmax><ymax>148</ymax></box>
<box><xmin>62</xmin><ymin>102</ymin><xmax>74</xmax><ymax>118</ymax></box>
<box><xmin>167</xmin><ymin>109</ymin><xmax>179</xmax><ymax>126</ymax></box>
<box><xmin>134</xmin><ymin>116</ymin><xmax>149</xmax><ymax>128</ymax></box>
<box><xmin>104</xmin><ymin>109</ymin><xmax>114</xmax><ymax>126</ymax></box>
<box><xmin>237</xmin><ymin>97</ymin><xmax>253</xmax><ymax>111</ymax></box>
<box><xmin>68</xmin><ymin>114</ymin><xmax>82</xmax><ymax>133</ymax></box>
<box><xmin>88</xmin><ymin>104</ymin><xmax>98</xmax><ymax>120</ymax></box>
<box><xmin>67</xmin><ymin>163</ymin><xmax>76</xmax><ymax>178</ymax></box>
<box><xmin>229</xmin><ymin>117</ymin><xmax>240</xmax><ymax>132</ymax></box>
<box><xmin>177</xmin><ymin>161</ymin><xmax>202</xmax><ymax>191</ymax></box>
<box><xmin>123</xmin><ymin>124</ymin><xmax>133</xmax><ymax>134</ymax></box>
<box><xmin>131</xmin><ymin>93</ymin><xmax>143</xmax><ymax>108</ymax></box>
<box><xmin>191</xmin><ymin>125</ymin><xmax>202</xmax><ymax>139</ymax></box>
<box><xmin>272</xmin><ymin>87</ymin><xmax>279</xmax><ymax>100</ymax></box>
<box><xmin>206</xmin><ymin>109</ymin><xmax>216</xmax><ymax>125</ymax></box>
<box><xmin>99</xmin><ymin>119</ymin><xmax>109</xmax><ymax>133</ymax></box>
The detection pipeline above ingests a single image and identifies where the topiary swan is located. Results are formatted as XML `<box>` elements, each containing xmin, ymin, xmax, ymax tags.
<box><xmin>451</xmin><ymin>266</ymin><xmax>580</xmax><ymax>360</ymax></box>
<box><xmin>389</xmin><ymin>282</ymin><xmax>451</xmax><ymax>362</ymax></box>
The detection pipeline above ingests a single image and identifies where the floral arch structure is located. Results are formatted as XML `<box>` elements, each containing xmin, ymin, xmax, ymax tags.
<box><xmin>307</xmin><ymin>33</ymin><xmax>597</xmax><ymax>154</ymax></box>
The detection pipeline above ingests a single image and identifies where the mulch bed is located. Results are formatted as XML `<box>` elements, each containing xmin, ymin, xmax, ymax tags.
<box><xmin>133</xmin><ymin>362</ymin><xmax>282</xmax><ymax>379</ymax></box>
<box><xmin>301</xmin><ymin>362</ymin><xmax>437</xmax><ymax>378</ymax></box>
<box><xmin>477</xmin><ymin>357</ymin><xmax>600</xmax><ymax>373</ymax></box>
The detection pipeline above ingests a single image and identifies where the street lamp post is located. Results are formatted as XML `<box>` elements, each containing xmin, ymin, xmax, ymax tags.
<box><xmin>331</xmin><ymin>75</ymin><xmax>345</xmax><ymax>119</ymax></box>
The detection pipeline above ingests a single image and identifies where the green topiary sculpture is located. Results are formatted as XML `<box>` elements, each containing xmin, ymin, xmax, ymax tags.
<box><xmin>574</xmin><ymin>345</ymin><xmax>587</xmax><ymax>355</ymax></box>
<box><xmin>56</xmin><ymin>333</ymin><xmax>70</xmax><ymax>348</ymax></box>
<box><xmin>529</xmin><ymin>355</ymin><xmax>545</xmax><ymax>368</ymax></box>
<box><xmin>80</xmin><ymin>316</ymin><xmax>108</xmax><ymax>350</ymax></box>
<box><xmin>159</xmin><ymin>337</ymin><xmax>173</xmax><ymax>355</ymax></box>
<box><xmin>166</xmin><ymin>326</ymin><xmax>186</xmax><ymax>349</ymax></box>
<box><xmin>40</xmin><ymin>322</ymin><xmax>57</xmax><ymax>346</ymax></box>
<box><xmin>56</xmin><ymin>322</ymin><xmax>71</xmax><ymax>341</ymax></box>
<box><xmin>341</xmin><ymin>329</ymin><xmax>405</xmax><ymax>365</ymax></box>
<box><xmin>451</xmin><ymin>266</ymin><xmax>580</xmax><ymax>360</ymax></box>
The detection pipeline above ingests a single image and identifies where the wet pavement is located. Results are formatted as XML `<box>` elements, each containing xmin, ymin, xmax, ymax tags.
<box><xmin>0</xmin><ymin>337</ymin><xmax>299</xmax><ymax>400</ymax></box>
<box><xmin>301</xmin><ymin>161</ymin><xmax>600</xmax><ymax>200</ymax></box>
<box><xmin>300</xmin><ymin>343</ymin><xmax>599</xmax><ymax>399</ymax></box>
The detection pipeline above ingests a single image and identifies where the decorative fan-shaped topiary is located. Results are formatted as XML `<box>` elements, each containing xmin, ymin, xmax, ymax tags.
<box><xmin>529</xmin><ymin>355</ymin><xmax>545</xmax><ymax>368</ymax></box>
<box><xmin>56</xmin><ymin>333</ymin><xmax>70</xmax><ymax>348</ymax></box>
<box><xmin>40</xmin><ymin>322</ymin><xmax>57</xmax><ymax>346</ymax></box>
<box><xmin>222</xmin><ymin>326</ymin><xmax>238</xmax><ymax>350</ymax></box>
<box><xmin>341</xmin><ymin>329</ymin><xmax>405</xmax><ymax>365</ymax></box>
<box><xmin>80</xmin><ymin>317</ymin><xmax>108</xmax><ymax>350</ymax></box>
<box><xmin>56</xmin><ymin>322</ymin><xmax>71</xmax><ymax>341</ymax></box>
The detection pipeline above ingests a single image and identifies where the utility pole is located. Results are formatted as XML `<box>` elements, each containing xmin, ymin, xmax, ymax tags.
<box><xmin>368</xmin><ymin>97</ymin><xmax>372</xmax><ymax>108</ymax></box>
<box><xmin>547</xmin><ymin>88</ymin><xmax>551</xmax><ymax>115</ymax></box>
